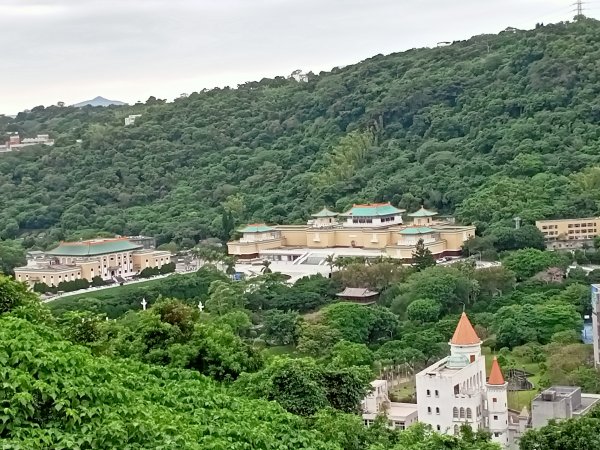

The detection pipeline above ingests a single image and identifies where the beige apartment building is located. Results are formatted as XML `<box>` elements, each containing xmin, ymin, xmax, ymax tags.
<box><xmin>15</xmin><ymin>238</ymin><xmax>171</xmax><ymax>287</ymax></box>
<box><xmin>227</xmin><ymin>203</ymin><xmax>475</xmax><ymax>262</ymax></box>
<box><xmin>535</xmin><ymin>218</ymin><xmax>600</xmax><ymax>249</ymax></box>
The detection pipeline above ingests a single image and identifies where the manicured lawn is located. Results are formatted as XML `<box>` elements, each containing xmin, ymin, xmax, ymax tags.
<box><xmin>262</xmin><ymin>345</ymin><xmax>300</xmax><ymax>358</ymax></box>
<box><xmin>390</xmin><ymin>378</ymin><xmax>416</xmax><ymax>402</ymax></box>
<box><xmin>55</xmin><ymin>278</ymin><xmax>165</xmax><ymax>303</ymax></box>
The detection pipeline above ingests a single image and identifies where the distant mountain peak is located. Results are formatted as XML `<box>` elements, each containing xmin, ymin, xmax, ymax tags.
<box><xmin>72</xmin><ymin>96</ymin><xmax>127</xmax><ymax>107</ymax></box>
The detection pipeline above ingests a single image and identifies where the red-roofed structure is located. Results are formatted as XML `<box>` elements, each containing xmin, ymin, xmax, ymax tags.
<box><xmin>450</xmin><ymin>312</ymin><xmax>481</xmax><ymax>345</ymax></box>
<box><xmin>487</xmin><ymin>356</ymin><xmax>506</xmax><ymax>385</ymax></box>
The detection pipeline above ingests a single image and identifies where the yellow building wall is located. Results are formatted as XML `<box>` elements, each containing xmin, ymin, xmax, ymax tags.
<box><xmin>132</xmin><ymin>252</ymin><xmax>172</xmax><ymax>270</ymax></box>
<box><xmin>228</xmin><ymin>225</ymin><xmax>474</xmax><ymax>259</ymax></box>
<box><xmin>536</xmin><ymin>218</ymin><xmax>599</xmax><ymax>241</ymax></box>
<box><xmin>15</xmin><ymin>268</ymin><xmax>80</xmax><ymax>287</ymax></box>
<box><xmin>385</xmin><ymin>240</ymin><xmax>447</xmax><ymax>259</ymax></box>
<box><xmin>279</xmin><ymin>228</ymin><xmax>308</xmax><ymax>247</ymax></box>
<box><xmin>227</xmin><ymin>238</ymin><xmax>283</xmax><ymax>257</ymax></box>
<box><xmin>305</xmin><ymin>230</ymin><xmax>337</xmax><ymax>248</ymax></box>
<box><xmin>438</xmin><ymin>228</ymin><xmax>476</xmax><ymax>250</ymax></box>
<box><xmin>79</xmin><ymin>260</ymin><xmax>101</xmax><ymax>281</ymax></box>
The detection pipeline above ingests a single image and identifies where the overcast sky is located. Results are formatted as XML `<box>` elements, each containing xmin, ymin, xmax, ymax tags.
<box><xmin>0</xmin><ymin>0</ymin><xmax>593</xmax><ymax>114</ymax></box>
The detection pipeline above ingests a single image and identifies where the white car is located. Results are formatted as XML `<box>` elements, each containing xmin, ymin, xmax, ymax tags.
<box><xmin>436</xmin><ymin>257</ymin><xmax>448</xmax><ymax>264</ymax></box>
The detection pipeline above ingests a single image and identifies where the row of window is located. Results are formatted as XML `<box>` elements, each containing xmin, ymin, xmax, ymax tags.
<box><xmin>426</xmin><ymin>389</ymin><xmax>439</xmax><ymax>397</ymax></box>
<box><xmin>568</xmin><ymin>229</ymin><xmax>597</xmax><ymax>234</ymax></box>
<box><xmin>363</xmin><ymin>419</ymin><xmax>405</xmax><ymax>430</ymax></box>
<box><xmin>568</xmin><ymin>223</ymin><xmax>596</xmax><ymax>228</ymax></box>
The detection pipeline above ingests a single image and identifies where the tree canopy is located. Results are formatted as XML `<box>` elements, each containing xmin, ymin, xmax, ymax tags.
<box><xmin>3</xmin><ymin>20</ymin><xmax>600</xmax><ymax>246</ymax></box>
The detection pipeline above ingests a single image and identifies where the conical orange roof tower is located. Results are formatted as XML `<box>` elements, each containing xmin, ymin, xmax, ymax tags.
<box><xmin>487</xmin><ymin>356</ymin><xmax>506</xmax><ymax>385</ymax></box>
<box><xmin>450</xmin><ymin>312</ymin><xmax>481</xmax><ymax>345</ymax></box>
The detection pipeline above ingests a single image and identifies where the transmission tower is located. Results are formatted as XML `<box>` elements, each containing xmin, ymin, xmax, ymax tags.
<box><xmin>574</xmin><ymin>0</ymin><xmax>584</xmax><ymax>17</ymax></box>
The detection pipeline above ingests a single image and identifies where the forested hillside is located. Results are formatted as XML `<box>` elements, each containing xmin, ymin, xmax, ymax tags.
<box><xmin>3</xmin><ymin>19</ymin><xmax>600</xmax><ymax>246</ymax></box>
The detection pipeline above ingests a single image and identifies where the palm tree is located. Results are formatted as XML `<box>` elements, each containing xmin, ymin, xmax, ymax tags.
<box><xmin>223</xmin><ymin>256</ymin><xmax>237</xmax><ymax>278</ymax></box>
<box><xmin>324</xmin><ymin>254</ymin><xmax>336</xmax><ymax>276</ymax></box>
<box><xmin>260</xmin><ymin>260</ymin><xmax>272</xmax><ymax>274</ymax></box>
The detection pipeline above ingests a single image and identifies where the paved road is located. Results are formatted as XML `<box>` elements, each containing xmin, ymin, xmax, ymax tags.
<box><xmin>42</xmin><ymin>265</ymin><xmax>199</xmax><ymax>303</ymax></box>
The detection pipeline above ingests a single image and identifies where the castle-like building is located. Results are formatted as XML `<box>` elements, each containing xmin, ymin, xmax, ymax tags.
<box><xmin>364</xmin><ymin>312</ymin><xmax>599</xmax><ymax>447</ymax></box>
<box><xmin>227</xmin><ymin>203</ymin><xmax>475</xmax><ymax>262</ymax></box>
<box><xmin>416</xmin><ymin>313</ymin><xmax>524</xmax><ymax>449</ymax></box>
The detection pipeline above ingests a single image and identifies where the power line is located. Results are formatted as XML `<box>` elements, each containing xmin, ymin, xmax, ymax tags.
<box><xmin>574</xmin><ymin>0</ymin><xmax>585</xmax><ymax>16</ymax></box>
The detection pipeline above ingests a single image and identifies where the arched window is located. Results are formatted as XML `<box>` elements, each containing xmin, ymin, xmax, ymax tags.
<box><xmin>466</xmin><ymin>408</ymin><xmax>473</xmax><ymax>419</ymax></box>
<box><xmin>436</xmin><ymin>407</ymin><xmax>440</xmax><ymax>415</ymax></box>
<box><xmin>453</xmin><ymin>407</ymin><xmax>458</xmax><ymax>418</ymax></box>
<box><xmin>454</xmin><ymin>425</ymin><xmax>460</xmax><ymax>435</ymax></box>
<box><xmin>460</xmin><ymin>407</ymin><xmax>465</xmax><ymax>419</ymax></box>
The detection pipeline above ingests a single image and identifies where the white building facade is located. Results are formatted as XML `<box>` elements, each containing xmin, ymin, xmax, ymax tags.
<box><xmin>362</xmin><ymin>380</ymin><xmax>418</xmax><ymax>430</ymax></box>
<box><xmin>416</xmin><ymin>313</ymin><xmax>511</xmax><ymax>448</ymax></box>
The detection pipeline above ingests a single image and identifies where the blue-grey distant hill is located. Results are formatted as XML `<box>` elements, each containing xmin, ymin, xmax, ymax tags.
<box><xmin>72</xmin><ymin>96</ymin><xmax>127</xmax><ymax>107</ymax></box>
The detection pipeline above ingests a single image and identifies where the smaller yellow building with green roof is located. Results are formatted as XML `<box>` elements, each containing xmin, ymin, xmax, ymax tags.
<box><xmin>14</xmin><ymin>238</ymin><xmax>172</xmax><ymax>287</ymax></box>
<box><xmin>227</xmin><ymin>202</ymin><xmax>475</xmax><ymax>261</ymax></box>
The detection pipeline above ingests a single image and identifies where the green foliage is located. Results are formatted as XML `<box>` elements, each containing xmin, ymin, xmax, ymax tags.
<box><xmin>501</xmin><ymin>248</ymin><xmax>569</xmax><ymax>281</ymax></box>
<box><xmin>49</xmin><ymin>266</ymin><xmax>227</xmax><ymax>318</ymax></box>
<box><xmin>296</xmin><ymin>323</ymin><xmax>343</xmax><ymax>357</ymax></box>
<box><xmin>313</xmin><ymin>131</ymin><xmax>375</xmax><ymax>187</ymax></box>
<box><xmin>520</xmin><ymin>407</ymin><xmax>600</xmax><ymax>450</ymax></box>
<box><xmin>57</xmin><ymin>278</ymin><xmax>90</xmax><ymax>292</ymax></box>
<box><xmin>245</xmin><ymin>274</ymin><xmax>338</xmax><ymax>313</ymax></box>
<box><xmin>262</xmin><ymin>309</ymin><xmax>300</xmax><ymax>345</ymax></box>
<box><xmin>96</xmin><ymin>298</ymin><xmax>263</xmax><ymax>381</ymax></box>
<box><xmin>0</xmin><ymin>275</ymin><xmax>51</xmax><ymax>323</ymax></box>
<box><xmin>0</xmin><ymin>239</ymin><xmax>26</xmax><ymax>274</ymax></box>
<box><xmin>139</xmin><ymin>266</ymin><xmax>161</xmax><ymax>278</ymax></box>
<box><xmin>6</xmin><ymin>21</ymin><xmax>600</xmax><ymax>248</ymax></box>
<box><xmin>406</xmin><ymin>298</ymin><xmax>441</xmax><ymax>323</ymax></box>
<box><xmin>90</xmin><ymin>275</ymin><xmax>106</xmax><ymax>287</ymax></box>
<box><xmin>235</xmin><ymin>357</ymin><xmax>371</xmax><ymax>416</ymax></box>
<box><xmin>329</xmin><ymin>340</ymin><xmax>374</xmax><ymax>368</ymax></box>
<box><xmin>333</xmin><ymin>261</ymin><xmax>411</xmax><ymax>291</ymax></box>
<box><xmin>487</xmin><ymin>225</ymin><xmax>546</xmax><ymax>252</ymax></box>
<box><xmin>392</xmin><ymin>265</ymin><xmax>474</xmax><ymax>315</ymax></box>
<box><xmin>206</xmin><ymin>280</ymin><xmax>244</xmax><ymax>315</ymax></box>
<box><xmin>493</xmin><ymin>302</ymin><xmax>583</xmax><ymax>348</ymax></box>
<box><xmin>0</xmin><ymin>316</ymin><xmax>341</xmax><ymax>449</ymax></box>
<box><xmin>321</xmin><ymin>303</ymin><xmax>398</xmax><ymax>344</ymax></box>
<box><xmin>412</xmin><ymin>238</ymin><xmax>436</xmax><ymax>271</ymax></box>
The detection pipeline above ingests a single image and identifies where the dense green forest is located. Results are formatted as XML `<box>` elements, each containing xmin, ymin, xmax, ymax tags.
<box><xmin>3</xmin><ymin>19</ymin><xmax>600</xmax><ymax>247</ymax></box>
<box><xmin>3</xmin><ymin>269</ymin><xmax>512</xmax><ymax>449</ymax></box>
<box><xmin>2</xmin><ymin>249</ymin><xmax>598</xmax><ymax>447</ymax></box>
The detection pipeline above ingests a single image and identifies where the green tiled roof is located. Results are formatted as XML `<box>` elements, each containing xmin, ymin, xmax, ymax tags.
<box><xmin>238</xmin><ymin>224</ymin><xmax>275</xmax><ymax>233</ymax></box>
<box><xmin>46</xmin><ymin>239</ymin><xmax>143</xmax><ymax>256</ymax></box>
<box><xmin>340</xmin><ymin>203</ymin><xmax>405</xmax><ymax>217</ymax></box>
<box><xmin>408</xmin><ymin>206</ymin><xmax>438</xmax><ymax>217</ymax></box>
<box><xmin>398</xmin><ymin>227</ymin><xmax>437</xmax><ymax>235</ymax></box>
<box><xmin>311</xmin><ymin>207</ymin><xmax>338</xmax><ymax>218</ymax></box>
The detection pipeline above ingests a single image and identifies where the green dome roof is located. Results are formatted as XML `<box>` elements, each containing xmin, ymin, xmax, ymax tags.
<box><xmin>340</xmin><ymin>202</ymin><xmax>405</xmax><ymax>217</ymax></box>
<box><xmin>46</xmin><ymin>239</ymin><xmax>142</xmax><ymax>256</ymax></box>
<box><xmin>408</xmin><ymin>206</ymin><xmax>438</xmax><ymax>217</ymax></box>
<box><xmin>398</xmin><ymin>227</ymin><xmax>437</xmax><ymax>235</ymax></box>
<box><xmin>238</xmin><ymin>224</ymin><xmax>275</xmax><ymax>233</ymax></box>
<box><xmin>311</xmin><ymin>207</ymin><xmax>338</xmax><ymax>218</ymax></box>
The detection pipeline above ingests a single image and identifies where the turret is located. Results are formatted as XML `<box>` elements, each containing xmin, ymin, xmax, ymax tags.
<box><xmin>450</xmin><ymin>312</ymin><xmax>482</xmax><ymax>362</ymax></box>
<box><xmin>486</xmin><ymin>357</ymin><xmax>509</xmax><ymax>448</ymax></box>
